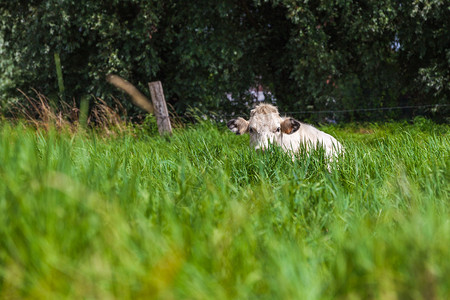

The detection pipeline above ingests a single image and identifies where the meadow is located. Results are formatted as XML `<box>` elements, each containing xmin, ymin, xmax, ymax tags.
<box><xmin>0</xmin><ymin>118</ymin><xmax>449</xmax><ymax>299</ymax></box>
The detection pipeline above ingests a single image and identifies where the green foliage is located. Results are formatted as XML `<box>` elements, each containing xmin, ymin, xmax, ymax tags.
<box><xmin>0</xmin><ymin>1</ymin><xmax>448</xmax><ymax>119</ymax></box>
<box><xmin>0</xmin><ymin>122</ymin><xmax>449</xmax><ymax>298</ymax></box>
<box><xmin>133</xmin><ymin>113</ymin><xmax>159</xmax><ymax>137</ymax></box>
<box><xmin>268</xmin><ymin>0</ymin><xmax>448</xmax><ymax>120</ymax></box>
<box><xmin>0</xmin><ymin>0</ymin><xmax>162</xmax><ymax>111</ymax></box>
<box><xmin>396</xmin><ymin>0</ymin><xmax>450</xmax><ymax>101</ymax></box>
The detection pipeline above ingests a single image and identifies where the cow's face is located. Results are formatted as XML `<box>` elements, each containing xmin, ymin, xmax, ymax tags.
<box><xmin>248</xmin><ymin>112</ymin><xmax>283</xmax><ymax>151</ymax></box>
<box><xmin>227</xmin><ymin>104</ymin><xmax>300</xmax><ymax>151</ymax></box>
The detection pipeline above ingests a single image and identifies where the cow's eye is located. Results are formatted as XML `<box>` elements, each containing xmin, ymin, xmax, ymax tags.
<box><xmin>276</xmin><ymin>127</ymin><xmax>280</xmax><ymax>133</ymax></box>
<box><xmin>249</xmin><ymin>128</ymin><xmax>254</xmax><ymax>133</ymax></box>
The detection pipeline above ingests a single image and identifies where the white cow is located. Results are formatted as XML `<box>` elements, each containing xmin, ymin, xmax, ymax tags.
<box><xmin>227</xmin><ymin>103</ymin><xmax>343</xmax><ymax>160</ymax></box>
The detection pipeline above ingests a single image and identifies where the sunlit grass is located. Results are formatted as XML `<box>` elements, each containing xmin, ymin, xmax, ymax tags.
<box><xmin>0</xmin><ymin>119</ymin><xmax>449</xmax><ymax>299</ymax></box>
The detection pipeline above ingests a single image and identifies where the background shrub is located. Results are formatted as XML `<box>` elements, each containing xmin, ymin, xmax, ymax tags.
<box><xmin>0</xmin><ymin>0</ymin><xmax>448</xmax><ymax>121</ymax></box>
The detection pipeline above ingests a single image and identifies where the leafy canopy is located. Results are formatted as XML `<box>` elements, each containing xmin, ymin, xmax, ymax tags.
<box><xmin>1</xmin><ymin>0</ymin><xmax>448</xmax><ymax>120</ymax></box>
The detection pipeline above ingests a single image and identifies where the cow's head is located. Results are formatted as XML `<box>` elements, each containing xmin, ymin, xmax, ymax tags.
<box><xmin>227</xmin><ymin>104</ymin><xmax>300</xmax><ymax>151</ymax></box>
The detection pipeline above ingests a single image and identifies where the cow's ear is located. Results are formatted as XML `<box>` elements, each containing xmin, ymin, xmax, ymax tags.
<box><xmin>281</xmin><ymin>118</ymin><xmax>301</xmax><ymax>134</ymax></box>
<box><xmin>227</xmin><ymin>117</ymin><xmax>249</xmax><ymax>135</ymax></box>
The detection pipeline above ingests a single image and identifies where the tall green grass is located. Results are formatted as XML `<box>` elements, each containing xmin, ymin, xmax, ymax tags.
<box><xmin>0</xmin><ymin>119</ymin><xmax>449</xmax><ymax>299</ymax></box>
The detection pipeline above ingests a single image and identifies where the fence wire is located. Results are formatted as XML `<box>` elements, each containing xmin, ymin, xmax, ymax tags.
<box><xmin>209</xmin><ymin>104</ymin><xmax>449</xmax><ymax>119</ymax></box>
<box><xmin>283</xmin><ymin>104</ymin><xmax>449</xmax><ymax>115</ymax></box>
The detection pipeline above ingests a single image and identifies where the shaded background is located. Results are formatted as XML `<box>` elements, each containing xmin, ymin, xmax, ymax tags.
<box><xmin>0</xmin><ymin>0</ymin><xmax>448</xmax><ymax>122</ymax></box>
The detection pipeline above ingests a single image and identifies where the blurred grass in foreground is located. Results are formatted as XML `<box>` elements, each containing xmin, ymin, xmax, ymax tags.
<box><xmin>0</xmin><ymin>119</ymin><xmax>449</xmax><ymax>299</ymax></box>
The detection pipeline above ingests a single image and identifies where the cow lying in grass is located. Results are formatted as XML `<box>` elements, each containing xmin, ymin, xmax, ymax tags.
<box><xmin>227</xmin><ymin>104</ymin><xmax>343</xmax><ymax>163</ymax></box>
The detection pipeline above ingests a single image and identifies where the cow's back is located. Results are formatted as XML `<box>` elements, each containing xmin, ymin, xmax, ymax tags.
<box><xmin>280</xmin><ymin>123</ymin><xmax>343</xmax><ymax>157</ymax></box>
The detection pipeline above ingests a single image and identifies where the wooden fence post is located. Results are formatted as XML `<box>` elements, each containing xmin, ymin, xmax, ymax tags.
<box><xmin>148</xmin><ymin>81</ymin><xmax>172</xmax><ymax>135</ymax></box>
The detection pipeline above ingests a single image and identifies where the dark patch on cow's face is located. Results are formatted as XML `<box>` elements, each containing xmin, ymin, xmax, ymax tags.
<box><xmin>281</xmin><ymin>118</ymin><xmax>301</xmax><ymax>135</ymax></box>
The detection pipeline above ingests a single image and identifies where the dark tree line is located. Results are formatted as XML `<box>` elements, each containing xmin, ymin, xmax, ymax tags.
<box><xmin>1</xmin><ymin>0</ymin><xmax>448</xmax><ymax>121</ymax></box>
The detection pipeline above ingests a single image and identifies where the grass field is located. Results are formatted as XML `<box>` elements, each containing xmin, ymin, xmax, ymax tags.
<box><xmin>0</xmin><ymin>118</ymin><xmax>449</xmax><ymax>299</ymax></box>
